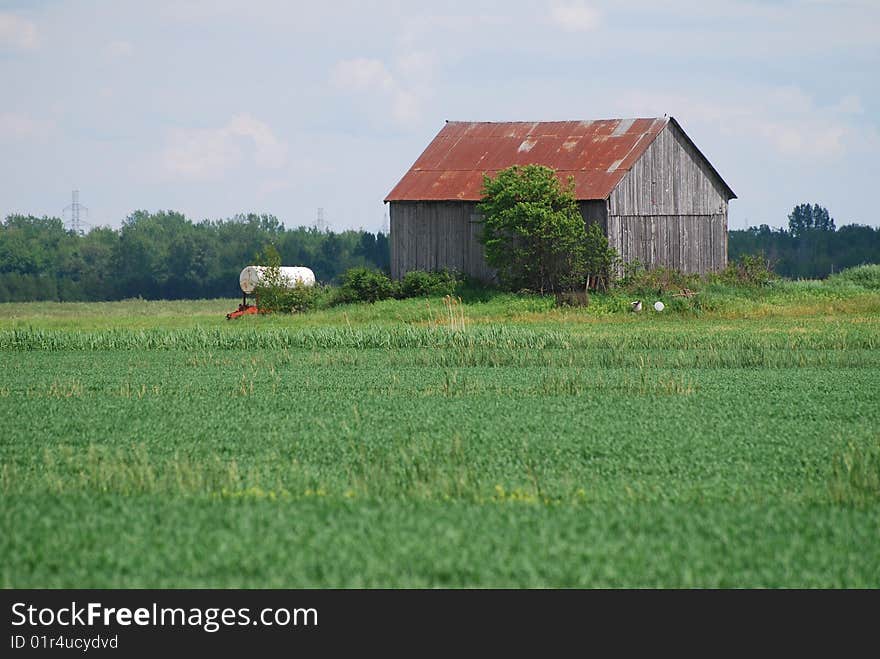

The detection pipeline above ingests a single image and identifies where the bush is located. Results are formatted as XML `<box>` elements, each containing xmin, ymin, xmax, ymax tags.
<box><xmin>717</xmin><ymin>253</ymin><xmax>776</xmax><ymax>287</ymax></box>
<box><xmin>618</xmin><ymin>265</ymin><xmax>702</xmax><ymax>296</ymax></box>
<box><xmin>583</xmin><ymin>223</ymin><xmax>619</xmax><ymax>291</ymax></box>
<box><xmin>478</xmin><ymin>165</ymin><xmax>591</xmax><ymax>293</ymax></box>
<box><xmin>829</xmin><ymin>264</ymin><xmax>880</xmax><ymax>290</ymax></box>
<box><xmin>257</xmin><ymin>281</ymin><xmax>321</xmax><ymax>313</ymax></box>
<box><xmin>336</xmin><ymin>267</ymin><xmax>397</xmax><ymax>304</ymax></box>
<box><xmin>252</xmin><ymin>244</ymin><xmax>321</xmax><ymax>313</ymax></box>
<box><xmin>399</xmin><ymin>270</ymin><xmax>460</xmax><ymax>298</ymax></box>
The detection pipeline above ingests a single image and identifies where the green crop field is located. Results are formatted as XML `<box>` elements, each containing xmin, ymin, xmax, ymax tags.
<box><xmin>1</xmin><ymin>280</ymin><xmax>879</xmax><ymax>587</ymax></box>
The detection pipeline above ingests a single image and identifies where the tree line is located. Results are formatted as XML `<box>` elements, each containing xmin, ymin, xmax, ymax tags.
<box><xmin>729</xmin><ymin>204</ymin><xmax>879</xmax><ymax>279</ymax></box>
<box><xmin>2</xmin><ymin>202</ymin><xmax>878</xmax><ymax>303</ymax></box>
<box><xmin>0</xmin><ymin>211</ymin><xmax>389</xmax><ymax>302</ymax></box>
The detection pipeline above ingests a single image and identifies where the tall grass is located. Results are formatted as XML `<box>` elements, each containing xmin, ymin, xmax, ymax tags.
<box><xmin>2</xmin><ymin>322</ymin><xmax>878</xmax><ymax>352</ymax></box>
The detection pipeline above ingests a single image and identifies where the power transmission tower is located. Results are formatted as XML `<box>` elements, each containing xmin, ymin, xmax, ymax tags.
<box><xmin>63</xmin><ymin>190</ymin><xmax>89</xmax><ymax>234</ymax></box>
<box><xmin>314</xmin><ymin>207</ymin><xmax>327</xmax><ymax>232</ymax></box>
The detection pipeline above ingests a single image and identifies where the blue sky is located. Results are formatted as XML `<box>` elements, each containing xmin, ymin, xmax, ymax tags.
<box><xmin>1</xmin><ymin>0</ymin><xmax>878</xmax><ymax>232</ymax></box>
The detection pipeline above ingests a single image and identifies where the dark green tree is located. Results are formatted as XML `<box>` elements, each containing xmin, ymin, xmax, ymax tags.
<box><xmin>374</xmin><ymin>232</ymin><xmax>390</xmax><ymax>272</ymax></box>
<box><xmin>788</xmin><ymin>203</ymin><xmax>836</xmax><ymax>237</ymax></box>
<box><xmin>477</xmin><ymin>165</ymin><xmax>589</xmax><ymax>293</ymax></box>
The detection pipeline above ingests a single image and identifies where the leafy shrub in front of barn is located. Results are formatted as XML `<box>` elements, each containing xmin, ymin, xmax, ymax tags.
<box><xmin>618</xmin><ymin>265</ymin><xmax>702</xmax><ymax>296</ymax></box>
<box><xmin>582</xmin><ymin>223</ymin><xmax>619</xmax><ymax>292</ymax></box>
<box><xmin>335</xmin><ymin>267</ymin><xmax>397</xmax><ymax>304</ymax></box>
<box><xmin>478</xmin><ymin>165</ymin><xmax>620</xmax><ymax>294</ymax></box>
<box><xmin>478</xmin><ymin>165</ymin><xmax>591</xmax><ymax>294</ymax></box>
<box><xmin>716</xmin><ymin>253</ymin><xmax>777</xmax><ymax>287</ymax></box>
<box><xmin>399</xmin><ymin>270</ymin><xmax>461</xmax><ymax>298</ymax></box>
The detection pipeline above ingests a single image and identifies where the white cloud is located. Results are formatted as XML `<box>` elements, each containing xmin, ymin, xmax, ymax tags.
<box><xmin>397</xmin><ymin>13</ymin><xmax>512</xmax><ymax>48</ymax></box>
<box><xmin>256</xmin><ymin>177</ymin><xmax>293</xmax><ymax>197</ymax></box>
<box><xmin>257</xmin><ymin>156</ymin><xmax>336</xmax><ymax>198</ymax></box>
<box><xmin>390</xmin><ymin>89</ymin><xmax>421</xmax><ymax>124</ymax></box>
<box><xmin>0</xmin><ymin>12</ymin><xmax>38</xmax><ymax>50</ymax></box>
<box><xmin>225</xmin><ymin>114</ymin><xmax>287</xmax><ymax>168</ymax></box>
<box><xmin>758</xmin><ymin>120</ymin><xmax>847</xmax><ymax>158</ymax></box>
<box><xmin>106</xmin><ymin>40</ymin><xmax>134</xmax><ymax>58</ymax></box>
<box><xmin>0</xmin><ymin>112</ymin><xmax>54</xmax><ymax>142</ymax></box>
<box><xmin>331</xmin><ymin>58</ymin><xmax>394</xmax><ymax>92</ymax></box>
<box><xmin>394</xmin><ymin>51</ymin><xmax>434</xmax><ymax>81</ymax></box>
<box><xmin>833</xmin><ymin>94</ymin><xmax>864</xmax><ymax>115</ymax></box>
<box><xmin>161</xmin><ymin>113</ymin><xmax>287</xmax><ymax>180</ymax></box>
<box><xmin>330</xmin><ymin>57</ymin><xmax>425</xmax><ymax>127</ymax></box>
<box><xmin>614</xmin><ymin>87</ymin><xmax>865</xmax><ymax>159</ymax></box>
<box><xmin>549</xmin><ymin>2</ymin><xmax>600</xmax><ymax>32</ymax></box>
<box><xmin>765</xmin><ymin>85</ymin><xmax>815</xmax><ymax>112</ymax></box>
<box><xmin>162</xmin><ymin>127</ymin><xmax>239</xmax><ymax>179</ymax></box>
<box><xmin>158</xmin><ymin>0</ymin><xmax>304</xmax><ymax>25</ymax></box>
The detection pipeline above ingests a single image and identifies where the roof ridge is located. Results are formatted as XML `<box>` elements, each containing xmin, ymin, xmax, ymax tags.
<box><xmin>444</xmin><ymin>118</ymin><xmax>666</xmax><ymax>124</ymax></box>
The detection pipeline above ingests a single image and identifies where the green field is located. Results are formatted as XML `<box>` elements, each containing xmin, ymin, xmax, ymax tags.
<box><xmin>1</xmin><ymin>283</ymin><xmax>879</xmax><ymax>587</ymax></box>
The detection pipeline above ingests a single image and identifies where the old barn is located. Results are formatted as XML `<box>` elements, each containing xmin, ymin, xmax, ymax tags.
<box><xmin>384</xmin><ymin>117</ymin><xmax>736</xmax><ymax>280</ymax></box>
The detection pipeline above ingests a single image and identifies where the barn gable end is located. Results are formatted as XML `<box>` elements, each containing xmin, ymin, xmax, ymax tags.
<box><xmin>609</xmin><ymin>119</ymin><xmax>734</xmax><ymax>217</ymax></box>
<box><xmin>607</xmin><ymin>119</ymin><xmax>735</xmax><ymax>273</ymax></box>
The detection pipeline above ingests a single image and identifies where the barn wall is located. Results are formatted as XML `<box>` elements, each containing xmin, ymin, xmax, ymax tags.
<box><xmin>390</xmin><ymin>200</ymin><xmax>609</xmax><ymax>282</ymax></box>
<box><xmin>608</xmin><ymin>122</ymin><xmax>729</xmax><ymax>273</ymax></box>
<box><xmin>579</xmin><ymin>200</ymin><xmax>608</xmax><ymax>231</ymax></box>
<box><xmin>607</xmin><ymin>214</ymin><xmax>727</xmax><ymax>273</ymax></box>
<box><xmin>389</xmin><ymin>201</ymin><xmax>495</xmax><ymax>281</ymax></box>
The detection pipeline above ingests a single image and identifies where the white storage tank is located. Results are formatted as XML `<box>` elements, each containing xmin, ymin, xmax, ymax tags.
<box><xmin>239</xmin><ymin>266</ymin><xmax>316</xmax><ymax>294</ymax></box>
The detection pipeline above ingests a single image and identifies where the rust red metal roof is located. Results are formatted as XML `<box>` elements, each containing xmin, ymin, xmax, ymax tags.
<box><xmin>385</xmin><ymin>118</ymin><xmax>670</xmax><ymax>202</ymax></box>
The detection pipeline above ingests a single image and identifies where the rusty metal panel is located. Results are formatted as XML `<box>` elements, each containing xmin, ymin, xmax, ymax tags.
<box><xmin>385</xmin><ymin>118</ymin><xmax>673</xmax><ymax>202</ymax></box>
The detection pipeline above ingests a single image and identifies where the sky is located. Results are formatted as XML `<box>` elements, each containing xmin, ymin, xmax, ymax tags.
<box><xmin>1</xmin><ymin>0</ymin><xmax>878</xmax><ymax>233</ymax></box>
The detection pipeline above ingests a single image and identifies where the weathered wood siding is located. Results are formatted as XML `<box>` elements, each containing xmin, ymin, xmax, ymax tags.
<box><xmin>610</xmin><ymin>121</ymin><xmax>728</xmax><ymax>216</ymax></box>
<box><xmin>607</xmin><ymin>214</ymin><xmax>727</xmax><ymax>273</ymax></box>
<box><xmin>389</xmin><ymin>201</ymin><xmax>495</xmax><ymax>281</ymax></box>
<box><xmin>608</xmin><ymin>122</ymin><xmax>729</xmax><ymax>273</ymax></box>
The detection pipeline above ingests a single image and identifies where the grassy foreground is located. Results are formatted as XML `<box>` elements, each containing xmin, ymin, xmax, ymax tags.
<box><xmin>1</xmin><ymin>281</ymin><xmax>879</xmax><ymax>587</ymax></box>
